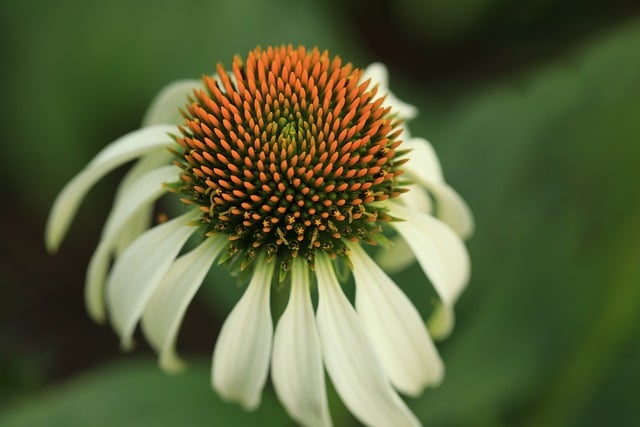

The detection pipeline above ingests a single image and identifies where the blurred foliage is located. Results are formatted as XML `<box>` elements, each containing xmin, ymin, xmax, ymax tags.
<box><xmin>0</xmin><ymin>359</ymin><xmax>290</xmax><ymax>427</ymax></box>
<box><xmin>405</xmin><ymin>18</ymin><xmax>640</xmax><ymax>427</ymax></box>
<box><xmin>0</xmin><ymin>0</ymin><xmax>362</xmax><ymax>214</ymax></box>
<box><xmin>388</xmin><ymin>0</ymin><xmax>637</xmax><ymax>41</ymax></box>
<box><xmin>391</xmin><ymin>0</ymin><xmax>498</xmax><ymax>40</ymax></box>
<box><xmin>1</xmin><ymin>0</ymin><xmax>640</xmax><ymax>426</ymax></box>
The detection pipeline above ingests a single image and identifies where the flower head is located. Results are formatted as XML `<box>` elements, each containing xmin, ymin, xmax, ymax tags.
<box><xmin>175</xmin><ymin>47</ymin><xmax>406</xmax><ymax>277</ymax></box>
<box><xmin>46</xmin><ymin>45</ymin><xmax>472</xmax><ymax>427</ymax></box>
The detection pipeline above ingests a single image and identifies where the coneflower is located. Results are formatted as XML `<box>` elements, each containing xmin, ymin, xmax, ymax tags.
<box><xmin>46</xmin><ymin>45</ymin><xmax>472</xmax><ymax>427</ymax></box>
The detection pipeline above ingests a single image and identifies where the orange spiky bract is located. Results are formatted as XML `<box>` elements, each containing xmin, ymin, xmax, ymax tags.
<box><xmin>173</xmin><ymin>45</ymin><xmax>408</xmax><ymax>278</ymax></box>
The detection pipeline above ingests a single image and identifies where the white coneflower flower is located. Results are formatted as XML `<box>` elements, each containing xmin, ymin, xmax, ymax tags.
<box><xmin>46</xmin><ymin>45</ymin><xmax>472</xmax><ymax>427</ymax></box>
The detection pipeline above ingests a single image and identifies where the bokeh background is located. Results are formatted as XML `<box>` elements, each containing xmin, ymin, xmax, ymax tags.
<box><xmin>2</xmin><ymin>0</ymin><xmax>640</xmax><ymax>426</ymax></box>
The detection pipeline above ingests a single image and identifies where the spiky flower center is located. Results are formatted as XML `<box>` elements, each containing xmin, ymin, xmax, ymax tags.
<box><xmin>174</xmin><ymin>45</ymin><xmax>407</xmax><ymax>275</ymax></box>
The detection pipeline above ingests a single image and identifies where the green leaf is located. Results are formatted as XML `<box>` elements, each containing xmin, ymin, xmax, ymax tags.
<box><xmin>403</xmin><ymin>19</ymin><xmax>640</xmax><ymax>427</ymax></box>
<box><xmin>0</xmin><ymin>358</ymin><xmax>289</xmax><ymax>427</ymax></box>
<box><xmin>0</xmin><ymin>0</ymin><xmax>361</xmax><ymax>215</ymax></box>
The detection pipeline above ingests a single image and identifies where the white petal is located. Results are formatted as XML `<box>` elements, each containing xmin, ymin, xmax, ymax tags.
<box><xmin>403</xmin><ymin>138</ymin><xmax>474</xmax><ymax>239</ymax></box>
<box><xmin>375</xmin><ymin>235</ymin><xmax>416</xmax><ymax>274</ymax></box>
<box><xmin>362</xmin><ymin>63</ymin><xmax>388</xmax><ymax>88</ymax></box>
<box><xmin>399</xmin><ymin>123</ymin><xmax>412</xmax><ymax>140</ymax></box>
<box><xmin>271</xmin><ymin>258</ymin><xmax>332</xmax><ymax>427</ymax></box>
<box><xmin>142</xmin><ymin>235</ymin><xmax>227</xmax><ymax>372</ymax></box>
<box><xmin>84</xmin><ymin>239</ymin><xmax>114</xmax><ymax>323</ymax></box>
<box><xmin>111</xmin><ymin>150</ymin><xmax>173</xmax><ymax>254</ymax></box>
<box><xmin>45</xmin><ymin>125</ymin><xmax>177</xmax><ymax>252</ymax></box>
<box><xmin>85</xmin><ymin>165</ymin><xmax>179</xmax><ymax>323</ymax></box>
<box><xmin>113</xmin><ymin>150</ymin><xmax>173</xmax><ymax>204</ymax></box>
<box><xmin>113</xmin><ymin>206</ymin><xmax>153</xmax><ymax>256</ymax></box>
<box><xmin>375</xmin><ymin>183</ymin><xmax>432</xmax><ymax>274</ymax></box>
<box><xmin>388</xmin><ymin>203</ymin><xmax>470</xmax><ymax>312</ymax></box>
<box><xmin>349</xmin><ymin>243</ymin><xmax>444</xmax><ymax>396</ymax></box>
<box><xmin>315</xmin><ymin>255</ymin><xmax>421</xmax><ymax>427</ymax></box>
<box><xmin>104</xmin><ymin>165</ymin><xmax>179</xmax><ymax>239</ymax></box>
<box><xmin>427</xmin><ymin>301</ymin><xmax>455</xmax><ymax>341</ymax></box>
<box><xmin>362</xmin><ymin>63</ymin><xmax>418</xmax><ymax>120</ymax></box>
<box><xmin>212</xmin><ymin>256</ymin><xmax>274</xmax><ymax>411</ymax></box>
<box><xmin>142</xmin><ymin>79</ymin><xmax>202</xmax><ymax>126</ymax></box>
<box><xmin>106</xmin><ymin>209</ymin><xmax>199</xmax><ymax>349</ymax></box>
<box><xmin>429</xmin><ymin>183</ymin><xmax>475</xmax><ymax>240</ymax></box>
<box><xmin>403</xmin><ymin>137</ymin><xmax>444</xmax><ymax>184</ymax></box>
<box><xmin>400</xmin><ymin>183</ymin><xmax>433</xmax><ymax>214</ymax></box>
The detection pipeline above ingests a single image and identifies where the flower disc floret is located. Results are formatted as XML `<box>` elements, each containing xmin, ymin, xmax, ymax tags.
<box><xmin>173</xmin><ymin>46</ymin><xmax>408</xmax><ymax>274</ymax></box>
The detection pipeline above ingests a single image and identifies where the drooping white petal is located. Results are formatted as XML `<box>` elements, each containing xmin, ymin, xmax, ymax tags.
<box><xmin>399</xmin><ymin>123</ymin><xmax>412</xmax><ymax>140</ymax></box>
<box><xmin>113</xmin><ymin>150</ymin><xmax>173</xmax><ymax>204</ymax></box>
<box><xmin>403</xmin><ymin>138</ymin><xmax>474</xmax><ymax>239</ymax></box>
<box><xmin>400</xmin><ymin>183</ymin><xmax>433</xmax><ymax>214</ymax></box>
<box><xmin>272</xmin><ymin>258</ymin><xmax>332</xmax><ymax>427</ymax></box>
<box><xmin>376</xmin><ymin>183</ymin><xmax>432</xmax><ymax>274</ymax></box>
<box><xmin>375</xmin><ymin>235</ymin><xmax>416</xmax><ymax>274</ymax></box>
<box><xmin>362</xmin><ymin>63</ymin><xmax>418</xmax><ymax>120</ymax></box>
<box><xmin>106</xmin><ymin>209</ymin><xmax>200</xmax><ymax>349</ymax></box>
<box><xmin>375</xmin><ymin>183</ymin><xmax>431</xmax><ymax>274</ymax></box>
<box><xmin>403</xmin><ymin>137</ymin><xmax>444</xmax><ymax>184</ymax></box>
<box><xmin>142</xmin><ymin>79</ymin><xmax>202</xmax><ymax>126</ymax></box>
<box><xmin>111</xmin><ymin>150</ymin><xmax>174</xmax><ymax>255</ymax></box>
<box><xmin>142</xmin><ymin>235</ymin><xmax>227</xmax><ymax>372</ymax></box>
<box><xmin>113</xmin><ymin>207</ymin><xmax>153</xmax><ymax>257</ymax></box>
<box><xmin>45</xmin><ymin>125</ymin><xmax>177</xmax><ymax>252</ymax></box>
<box><xmin>212</xmin><ymin>256</ymin><xmax>274</xmax><ymax>411</ymax></box>
<box><xmin>105</xmin><ymin>165</ymin><xmax>179</xmax><ymax>240</ymax></box>
<box><xmin>85</xmin><ymin>239</ymin><xmax>115</xmax><ymax>323</ymax></box>
<box><xmin>388</xmin><ymin>202</ymin><xmax>470</xmax><ymax>314</ymax></box>
<box><xmin>427</xmin><ymin>301</ymin><xmax>455</xmax><ymax>341</ymax></box>
<box><xmin>428</xmin><ymin>183</ymin><xmax>475</xmax><ymax>240</ymax></box>
<box><xmin>315</xmin><ymin>255</ymin><xmax>421</xmax><ymax>427</ymax></box>
<box><xmin>85</xmin><ymin>165</ymin><xmax>179</xmax><ymax>323</ymax></box>
<box><xmin>348</xmin><ymin>243</ymin><xmax>444</xmax><ymax>396</ymax></box>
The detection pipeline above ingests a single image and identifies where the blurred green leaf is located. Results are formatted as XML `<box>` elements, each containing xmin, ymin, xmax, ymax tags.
<box><xmin>0</xmin><ymin>0</ymin><xmax>361</xmax><ymax>215</ymax></box>
<box><xmin>391</xmin><ymin>0</ymin><xmax>498</xmax><ymax>40</ymax></box>
<box><xmin>403</xmin><ymin>19</ymin><xmax>640</xmax><ymax>427</ymax></box>
<box><xmin>0</xmin><ymin>358</ymin><xmax>289</xmax><ymax>427</ymax></box>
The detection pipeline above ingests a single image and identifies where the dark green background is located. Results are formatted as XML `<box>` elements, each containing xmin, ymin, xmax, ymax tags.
<box><xmin>1</xmin><ymin>0</ymin><xmax>639</xmax><ymax>425</ymax></box>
